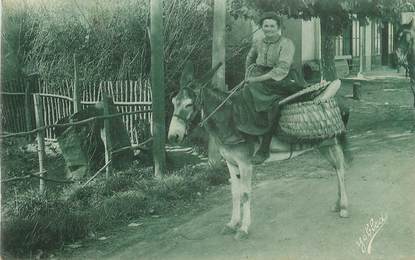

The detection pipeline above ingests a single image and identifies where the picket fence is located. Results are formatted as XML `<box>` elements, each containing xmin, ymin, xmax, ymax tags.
<box><xmin>1</xmin><ymin>79</ymin><xmax>152</xmax><ymax>145</ymax></box>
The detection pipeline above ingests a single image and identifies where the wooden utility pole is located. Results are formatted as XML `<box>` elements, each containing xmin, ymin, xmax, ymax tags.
<box><xmin>150</xmin><ymin>0</ymin><xmax>166</xmax><ymax>177</ymax></box>
<box><xmin>209</xmin><ymin>0</ymin><xmax>226</xmax><ymax>167</ymax></box>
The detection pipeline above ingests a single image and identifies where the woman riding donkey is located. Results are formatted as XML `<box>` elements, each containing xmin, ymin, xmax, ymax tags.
<box><xmin>168</xmin><ymin>16</ymin><xmax>350</xmax><ymax>238</ymax></box>
<box><xmin>219</xmin><ymin>12</ymin><xmax>306</xmax><ymax>164</ymax></box>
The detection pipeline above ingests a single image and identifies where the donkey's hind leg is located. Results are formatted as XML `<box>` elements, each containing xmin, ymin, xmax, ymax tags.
<box><xmin>221</xmin><ymin>161</ymin><xmax>241</xmax><ymax>235</ymax></box>
<box><xmin>319</xmin><ymin>144</ymin><xmax>349</xmax><ymax>218</ymax></box>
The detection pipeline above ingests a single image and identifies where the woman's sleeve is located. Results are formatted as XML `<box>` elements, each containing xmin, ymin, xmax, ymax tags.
<box><xmin>245</xmin><ymin>43</ymin><xmax>258</xmax><ymax>71</ymax></box>
<box><xmin>266</xmin><ymin>39</ymin><xmax>295</xmax><ymax>82</ymax></box>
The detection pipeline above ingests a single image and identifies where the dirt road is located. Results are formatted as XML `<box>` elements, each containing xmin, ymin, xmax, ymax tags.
<box><xmin>105</xmin><ymin>130</ymin><xmax>414</xmax><ymax>260</ymax></box>
<box><xmin>64</xmin><ymin>75</ymin><xmax>415</xmax><ymax>259</ymax></box>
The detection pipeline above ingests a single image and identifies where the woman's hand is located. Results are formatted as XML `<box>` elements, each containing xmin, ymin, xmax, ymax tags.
<box><xmin>245</xmin><ymin>77</ymin><xmax>258</xmax><ymax>84</ymax></box>
<box><xmin>245</xmin><ymin>73</ymin><xmax>273</xmax><ymax>85</ymax></box>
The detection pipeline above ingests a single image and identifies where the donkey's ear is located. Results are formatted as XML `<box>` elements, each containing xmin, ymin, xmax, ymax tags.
<box><xmin>180</xmin><ymin>62</ymin><xmax>194</xmax><ymax>88</ymax></box>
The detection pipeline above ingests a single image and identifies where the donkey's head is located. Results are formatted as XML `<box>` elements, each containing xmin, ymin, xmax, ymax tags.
<box><xmin>396</xmin><ymin>19</ymin><xmax>415</xmax><ymax>68</ymax></box>
<box><xmin>168</xmin><ymin>63</ymin><xmax>200</xmax><ymax>143</ymax></box>
<box><xmin>168</xmin><ymin>62</ymin><xmax>223</xmax><ymax>143</ymax></box>
<box><xmin>168</xmin><ymin>62</ymin><xmax>222</xmax><ymax>142</ymax></box>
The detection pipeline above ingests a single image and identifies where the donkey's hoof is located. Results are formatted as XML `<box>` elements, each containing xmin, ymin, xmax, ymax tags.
<box><xmin>331</xmin><ymin>203</ymin><xmax>340</xmax><ymax>212</ymax></box>
<box><xmin>221</xmin><ymin>225</ymin><xmax>237</xmax><ymax>235</ymax></box>
<box><xmin>340</xmin><ymin>209</ymin><xmax>349</xmax><ymax>218</ymax></box>
<box><xmin>234</xmin><ymin>230</ymin><xmax>249</xmax><ymax>240</ymax></box>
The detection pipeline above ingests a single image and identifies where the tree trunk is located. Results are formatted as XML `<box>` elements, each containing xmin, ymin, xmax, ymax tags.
<box><xmin>208</xmin><ymin>0</ymin><xmax>226</xmax><ymax>167</ymax></box>
<box><xmin>150</xmin><ymin>0</ymin><xmax>166</xmax><ymax>177</ymax></box>
<box><xmin>320</xmin><ymin>17</ymin><xmax>337</xmax><ymax>81</ymax></box>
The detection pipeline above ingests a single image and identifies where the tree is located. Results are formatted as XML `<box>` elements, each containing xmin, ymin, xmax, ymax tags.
<box><xmin>150</xmin><ymin>0</ymin><xmax>166</xmax><ymax>177</ymax></box>
<box><xmin>231</xmin><ymin>0</ymin><xmax>415</xmax><ymax>80</ymax></box>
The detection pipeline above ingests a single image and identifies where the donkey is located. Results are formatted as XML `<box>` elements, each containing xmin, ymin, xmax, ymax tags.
<box><xmin>168</xmin><ymin>63</ymin><xmax>349</xmax><ymax>240</ymax></box>
<box><xmin>396</xmin><ymin>18</ymin><xmax>415</xmax><ymax>130</ymax></box>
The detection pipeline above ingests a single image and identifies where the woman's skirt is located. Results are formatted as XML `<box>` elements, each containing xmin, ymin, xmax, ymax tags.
<box><xmin>232</xmin><ymin>65</ymin><xmax>304</xmax><ymax>136</ymax></box>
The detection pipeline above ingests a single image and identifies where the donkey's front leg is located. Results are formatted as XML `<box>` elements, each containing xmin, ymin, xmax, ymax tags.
<box><xmin>221</xmin><ymin>162</ymin><xmax>241</xmax><ymax>235</ymax></box>
<box><xmin>235</xmin><ymin>162</ymin><xmax>253</xmax><ymax>240</ymax></box>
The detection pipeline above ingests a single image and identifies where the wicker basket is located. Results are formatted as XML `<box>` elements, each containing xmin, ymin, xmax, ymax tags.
<box><xmin>279</xmin><ymin>98</ymin><xmax>346</xmax><ymax>140</ymax></box>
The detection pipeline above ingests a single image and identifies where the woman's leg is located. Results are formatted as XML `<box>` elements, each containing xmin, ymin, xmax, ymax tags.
<box><xmin>251</xmin><ymin>104</ymin><xmax>280</xmax><ymax>164</ymax></box>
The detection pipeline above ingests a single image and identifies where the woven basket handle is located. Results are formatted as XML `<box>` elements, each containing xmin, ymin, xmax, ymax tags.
<box><xmin>278</xmin><ymin>81</ymin><xmax>331</xmax><ymax>106</ymax></box>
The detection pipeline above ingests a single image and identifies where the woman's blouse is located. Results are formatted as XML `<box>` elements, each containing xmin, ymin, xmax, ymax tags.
<box><xmin>245</xmin><ymin>34</ymin><xmax>295</xmax><ymax>82</ymax></box>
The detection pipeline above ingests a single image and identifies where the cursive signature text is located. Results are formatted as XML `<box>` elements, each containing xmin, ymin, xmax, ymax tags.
<box><xmin>356</xmin><ymin>213</ymin><xmax>388</xmax><ymax>254</ymax></box>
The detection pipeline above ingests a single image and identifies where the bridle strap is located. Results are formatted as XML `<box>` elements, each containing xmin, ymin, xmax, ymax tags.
<box><xmin>172</xmin><ymin>113</ymin><xmax>188</xmax><ymax>124</ymax></box>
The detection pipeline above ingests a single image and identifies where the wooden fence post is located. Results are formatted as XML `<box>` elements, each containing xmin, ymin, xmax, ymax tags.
<box><xmin>33</xmin><ymin>94</ymin><xmax>46</xmax><ymax>193</ymax></box>
<box><xmin>73</xmin><ymin>54</ymin><xmax>81</xmax><ymax>113</ymax></box>
<box><xmin>353</xmin><ymin>82</ymin><xmax>361</xmax><ymax>100</ymax></box>
<box><xmin>24</xmin><ymin>82</ymin><xmax>34</xmax><ymax>141</ymax></box>
<box><xmin>102</xmin><ymin>92</ymin><xmax>112</xmax><ymax>178</ymax></box>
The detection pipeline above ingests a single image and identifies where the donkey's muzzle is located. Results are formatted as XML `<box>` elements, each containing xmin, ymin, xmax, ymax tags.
<box><xmin>168</xmin><ymin>133</ymin><xmax>180</xmax><ymax>143</ymax></box>
<box><xmin>168</xmin><ymin>117</ymin><xmax>186</xmax><ymax>143</ymax></box>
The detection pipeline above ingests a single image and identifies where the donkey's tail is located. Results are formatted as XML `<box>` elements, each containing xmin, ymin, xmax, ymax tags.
<box><xmin>339</xmin><ymin>104</ymin><xmax>353</xmax><ymax>164</ymax></box>
<box><xmin>339</xmin><ymin>132</ymin><xmax>353</xmax><ymax>165</ymax></box>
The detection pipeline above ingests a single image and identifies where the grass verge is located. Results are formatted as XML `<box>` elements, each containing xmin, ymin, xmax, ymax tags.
<box><xmin>1</xmin><ymin>162</ymin><xmax>229</xmax><ymax>257</ymax></box>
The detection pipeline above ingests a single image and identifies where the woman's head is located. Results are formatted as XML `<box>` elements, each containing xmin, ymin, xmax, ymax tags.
<box><xmin>259</xmin><ymin>12</ymin><xmax>281</xmax><ymax>38</ymax></box>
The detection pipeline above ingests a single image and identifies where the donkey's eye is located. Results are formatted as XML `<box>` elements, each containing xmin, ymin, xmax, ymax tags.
<box><xmin>185</xmin><ymin>104</ymin><xmax>193</xmax><ymax>108</ymax></box>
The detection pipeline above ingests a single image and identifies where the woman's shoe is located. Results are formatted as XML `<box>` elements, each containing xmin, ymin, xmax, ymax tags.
<box><xmin>251</xmin><ymin>150</ymin><xmax>269</xmax><ymax>164</ymax></box>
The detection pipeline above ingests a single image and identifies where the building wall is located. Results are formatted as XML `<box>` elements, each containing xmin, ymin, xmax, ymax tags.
<box><xmin>364</xmin><ymin>21</ymin><xmax>372</xmax><ymax>71</ymax></box>
<box><xmin>301</xmin><ymin>19</ymin><xmax>318</xmax><ymax>61</ymax></box>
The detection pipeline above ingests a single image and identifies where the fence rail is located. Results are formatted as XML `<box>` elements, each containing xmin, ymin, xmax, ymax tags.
<box><xmin>1</xmin><ymin>78</ymin><xmax>152</xmax><ymax>145</ymax></box>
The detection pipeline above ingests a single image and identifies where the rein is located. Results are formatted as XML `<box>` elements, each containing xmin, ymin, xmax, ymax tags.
<box><xmin>174</xmin><ymin>63</ymin><xmax>255</xmax><ymax>132</ymax></box>
<box><xmin>197</xmin><ymin>64</ymin><xmax>255</xmax><ymax>127</ymax></box>
<box><xmin>198</xmin><ymin>81</ymin><xmax>245</xmax><ymax>127</ymax></box>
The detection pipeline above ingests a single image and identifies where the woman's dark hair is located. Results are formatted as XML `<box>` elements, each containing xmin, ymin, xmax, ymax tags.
<box><xmin>259</xmin><ymin>11</ymin><xmax>282</xmax><ymax>27</ymax></box>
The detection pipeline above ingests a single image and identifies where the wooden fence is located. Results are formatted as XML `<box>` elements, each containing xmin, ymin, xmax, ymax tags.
<box><xmin>1</xmin><ymin>79</ymin><xmax>34</xmax><ymax>134</ymax></box>
<box><xmin>1</xmin><ymin>79</ymin><xmax>152</xmax><ymax>145</ymax></box>
<box><xmin>1</xmin><ymin>93</ymin><xmax>152</xmax><ymax>192</ymax></box>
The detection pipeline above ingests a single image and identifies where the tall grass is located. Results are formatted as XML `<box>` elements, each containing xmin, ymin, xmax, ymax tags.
<box><xmin>2</xmin><ymin>0</ymin><xmax>213</xmax><ymax>87</ymax></box>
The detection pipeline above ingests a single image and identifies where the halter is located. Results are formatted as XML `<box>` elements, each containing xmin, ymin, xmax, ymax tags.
<box><xmin>171</xmin><ymin>85</ymin><xmax>204</xmax><ymax>134</ymax></box>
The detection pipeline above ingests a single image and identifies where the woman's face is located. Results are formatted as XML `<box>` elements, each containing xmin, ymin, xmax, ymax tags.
<box><xmin>262</xmin><ymin>19</ymin><xmax>279</xmax><ymax>38</ymax></box>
